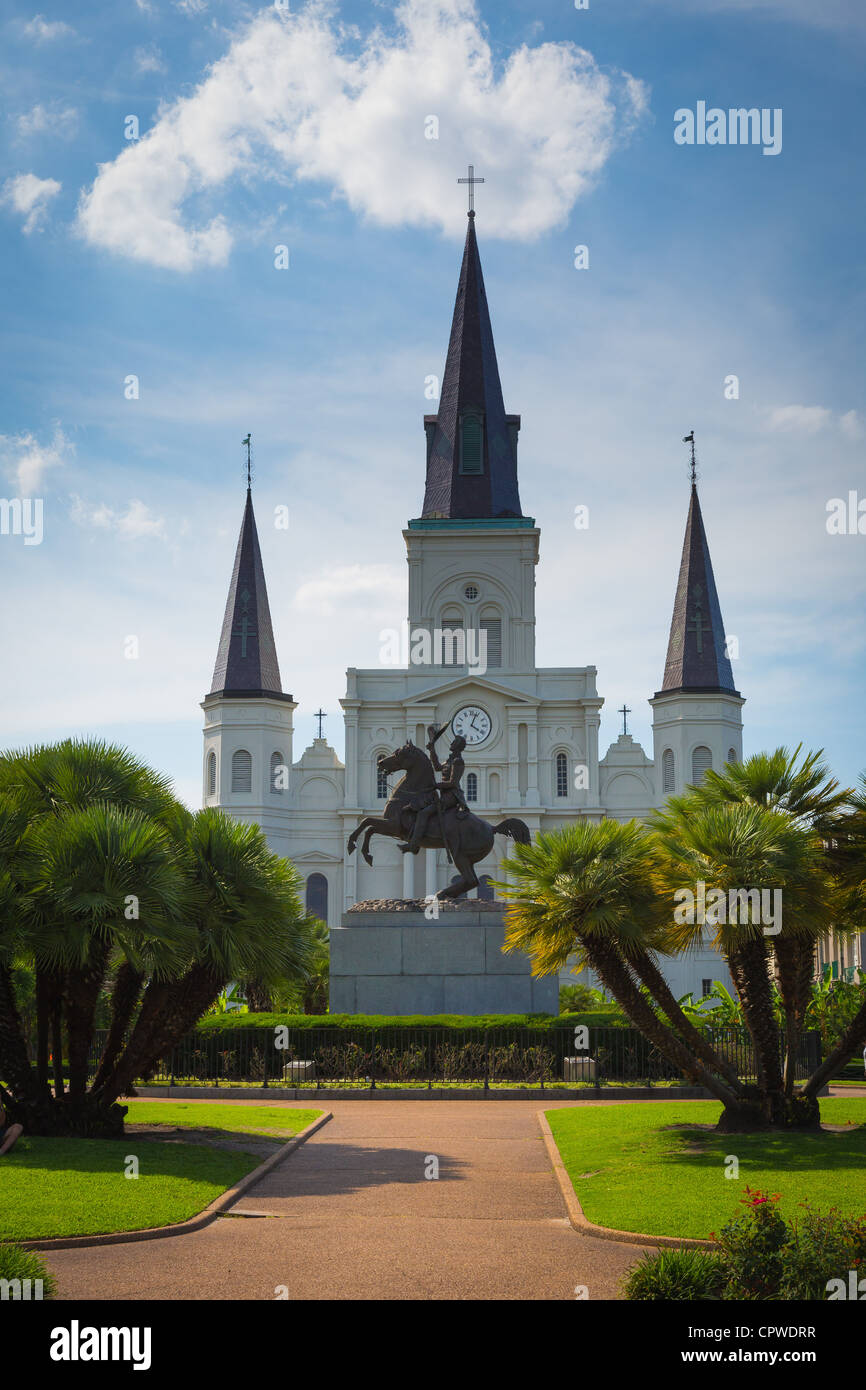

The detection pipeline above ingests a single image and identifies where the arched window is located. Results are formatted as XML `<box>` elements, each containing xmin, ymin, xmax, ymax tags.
<box><xmin>207</xmin><ymin>750</ymin><xmax>216</xmax><ymax>797</ymax></box>
<box><xmin>376</xmin><ymin>763</ymin><xmax>389</xmax><ymax>799</ymax></box>
<box><xmin>466</xmin><ymin>772</ymin><xmax>478</xmax><ymax>802</ymax></box>
<box><xmin>460</xmin><ymin>413</ymin><xmax>484</xmax><ymax>474</ymax></box>
<box><xmin>271</xmin><ymin>751</ymin><xmax>286</xmax><ymax>794</ymax></box>
<box><xmin>305</xmin><ymin>873</ymin><xmax>328</xmax><ymax>923</ymax></box>
<box><xmin>727</xmin><ymin>747</ymin><xmax>737</xmax><ymax>766</ymax></box>
<box><xmin>692</xmin><ymin>746</ymin><xmax>713</xmax><ymax>784</ymax></box>
<box><xmin>439</xmin><ymin>612</ymin><xmax>464</xmax><ymax>666</ymax></box>
<box><xmin>555</xmin><ymin>752</ymin><xmax>569</xmax><ymax>797</ymax></box>
<box><xmin>231</xmin><ymin>749</ymin><xmax>252</xmax><ymax>793</ymax></box>
<box><xmin>662</xmin><ymin>748</ymin><xmax>675</xmax><ymax>795</ymax></box>
<box><xmin>479</xmin><ymin>615</ymin><xmax>502</xmax><ymax>668</ymax></box>
<box><xmin>477</xmin><ymin>874</ymin><xmax>494</xmax><ymax>902</ymax></box>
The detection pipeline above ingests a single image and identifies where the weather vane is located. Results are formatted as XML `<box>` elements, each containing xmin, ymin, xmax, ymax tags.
<box><xmin>242</xmin><ymin>433</ymin><xmax>252</xmax><ymax>489</ymax></box>
<box><xmin>682</xmin><ymin>430</ymin><xmax>698</xmax><ymax>486</ymax></box>
<box><xmin>458</xmin><ymin>164</ymin><xmax>484</xmax><ymax>217</ymax></box>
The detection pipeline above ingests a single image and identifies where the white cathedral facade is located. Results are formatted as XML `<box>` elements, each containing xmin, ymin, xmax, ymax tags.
<box><xmin>201</xmin><ymin>210</ymin><xmax>742</xmax><ymax>1000</ymax></box>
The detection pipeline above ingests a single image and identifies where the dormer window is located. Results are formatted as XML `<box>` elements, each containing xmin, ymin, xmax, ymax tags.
<box><xmin>459</xmin><ymin>413</ymin><xmax>484</xmax><ymax>474</ymax></box>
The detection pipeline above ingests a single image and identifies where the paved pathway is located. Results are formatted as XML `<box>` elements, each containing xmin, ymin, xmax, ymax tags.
<box><xmin>47</xmin><ymin>1099</ymin><xmax>646</xmax><ymax>1301</ymax></box>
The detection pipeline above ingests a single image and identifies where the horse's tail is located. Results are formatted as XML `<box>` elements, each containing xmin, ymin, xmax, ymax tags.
<box><xmin>493</xmin><ymin>817</ymin><xmax>531</xmax><ymax>845</ymax></box>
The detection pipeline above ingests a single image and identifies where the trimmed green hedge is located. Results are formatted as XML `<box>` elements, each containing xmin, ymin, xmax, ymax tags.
<box><xmin>196</xmin><ymin>1012</ymin><xmax>560</xmax><ymax>1033</ymax></box>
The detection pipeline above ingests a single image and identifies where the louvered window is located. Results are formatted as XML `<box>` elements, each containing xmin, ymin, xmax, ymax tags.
<box><xmin>728</xmin><ymin>747</ymin><xmax>737</xmax><ymax>765</ymax></box>
<box><xmin>231</xmin><ymin>749</ymin><xmax>252</xmax><ymax>793</ymax></box>
<box><xmin>692</xmin><ymin>746</ymin><xmax>713</xmax><ymax>784</ymax></box>
<box><xmin>460</xmin><ymin>414</ymin><xmax>483</xmax><ymax>474</ymax></box>
<box><xmin>662</xmin><ymin>748</ymin><xmax>675</xmax><ymax>795</ymax></box>
<box><xmin>440</xmin><ymin>619</ymin><xmax>464</xmax><ymax>665</ymax></box>
<box><xmin>556</xmin><ymin>752</ymin><xmax>569</xmax><ymax>797</ymax></box>
<box><xmin>480</xmin><ymin>617</ymin><xmax>501</xmax><ymax>668</ymax></box>
<box><xmin>271</xmin><ymin>751</ymin><xmax>286</xmax><ymax>794</ymax></box>
<box><xmin>207</xmin><ymin>751</ymin><xmax>217</xmax><ymax>797</ymax></box>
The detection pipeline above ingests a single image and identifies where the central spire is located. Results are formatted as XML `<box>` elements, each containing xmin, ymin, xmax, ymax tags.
<box><xmin>420</xmin><ymin>191</ymin><xmax>522</xmax><ymax>521</ymax></box>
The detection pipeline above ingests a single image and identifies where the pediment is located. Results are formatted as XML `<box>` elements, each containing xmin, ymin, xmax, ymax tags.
<box><xmin>401</xmin><ymin>674</ymin><xmax>538</xmax><ymax>708</ymax></box>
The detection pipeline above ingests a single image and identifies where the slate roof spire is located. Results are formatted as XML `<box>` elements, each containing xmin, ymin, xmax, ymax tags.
<box><xmin>209</xmin><ymin>477</ymin><xmax>286</xmax><ymax>700</ymax></box>
<box><xmin>420</xmin><ymin>208</ymin><xmax>522</xmax><ymax>520</ymax></box>
<box><xmin>659</xmin><ymin>462</ymin><xmax>739</xmax><ymax>697</ymax></box>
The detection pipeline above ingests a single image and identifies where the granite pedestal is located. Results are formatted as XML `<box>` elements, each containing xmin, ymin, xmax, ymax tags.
<box><xmin>329</xmin><ymin>900</ymin><xmax>558</xmax><ymax>1016</ymax></box>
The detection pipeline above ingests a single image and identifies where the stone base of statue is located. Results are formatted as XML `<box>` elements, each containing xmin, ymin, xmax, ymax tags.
<box><xmin>329</xmin><ymin>900</ymin><xmax>559</xmax><ymax>1016</ymax></box>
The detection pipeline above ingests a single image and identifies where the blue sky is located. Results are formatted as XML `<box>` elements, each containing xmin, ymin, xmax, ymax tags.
<box><xmin>1</xmin><ymin>0</ymin><xmax>864</xmax><ymax>809</ymax></box>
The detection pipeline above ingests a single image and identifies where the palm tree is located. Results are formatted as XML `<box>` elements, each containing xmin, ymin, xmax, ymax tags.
<box><xmin>96</xmin><ymin>810</ymin><xmax>311</xmax><ymax>1106</ymax></box>
<box><xmin>499</xmin><ymin>821</ymin><xmax>746</xmax><ymax>1114</ymax></box>
<box><xmin>652</xmin><ymin>799</ymin><xmax>833</xmax><ymax>1125</ymax></box>
<box><xmin>0</xmin><ymin>741</ymin><xmax>313</xmax><ymax>1136</ymax></box>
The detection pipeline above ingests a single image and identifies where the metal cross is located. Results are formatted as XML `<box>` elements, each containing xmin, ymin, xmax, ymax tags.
<box><xmin>242</xmin><ymin>433</ymin><xmax>252</xmax><ymax>488</ymax></box>
<box><xmin>619</xmin><ymin>704</ymin><xmax>631</xmax><ymax>736</ymax></box>
<box><xmin>458</xmin><ymin>164</ymin><xmax>485</xmax><ymax>216</ymax></box>
<box><xmin>314</xmin><ymin>708</ymin><xmax>327</xmax><ymax>739</ymax></box>
<box><xmin>233</xmin><ymin>612</ymin><xmax>254</xmax><ymax>659</ymax></box>
<box><xmin>682</xmin><ymin>430</ymin><xmax>697</xmax><ymax>486</ymax></box>
<box><xmin>688</xmin><ymin>601</ymin><xmax>706</xmax><ymax>655</ymax></box>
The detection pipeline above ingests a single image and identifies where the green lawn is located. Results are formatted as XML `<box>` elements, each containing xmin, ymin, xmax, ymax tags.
<box><xmin>0</xmin><ymin>1103</ymin><xmax>322</xmax><ymax>1241</ymax></box>
<box><xmin>123</xmin><ymin>1101</ymin><xmax>321</xmax><ymax>1134</ymax></box>
<box><xmin>546</xmin><ymin>1097</ymin><xmax>866</xmax><ymax>1240</ymax></box>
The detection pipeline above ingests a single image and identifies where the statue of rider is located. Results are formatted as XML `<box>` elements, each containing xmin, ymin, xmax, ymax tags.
<box><xmin>400</xmin><ymin>723</ymin><xmax>469</xmax><ymax>855</ymax></box>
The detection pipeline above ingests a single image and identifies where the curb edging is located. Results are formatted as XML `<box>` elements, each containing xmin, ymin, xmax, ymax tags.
<box><xmin>18</xmin><ymin>1110</ymin><xmax>332</xmax><ymax>1252</ymax></box>
<box><xmin>538</xmin><ymin>1108</ymin><xmax>713</xmax><ymax>1251</ymax></box>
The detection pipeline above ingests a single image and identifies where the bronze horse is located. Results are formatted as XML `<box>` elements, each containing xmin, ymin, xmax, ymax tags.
<box><xmin>347</xmin><ymin>741</ymin><xmax>531</xmax><ymax>900</ymax></box>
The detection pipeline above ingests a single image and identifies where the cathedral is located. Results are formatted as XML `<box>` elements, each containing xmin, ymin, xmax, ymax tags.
<box><xmin>201</xmin><ymin>208</ymin><xmax>743</xmax><ymax>999</ymax></box>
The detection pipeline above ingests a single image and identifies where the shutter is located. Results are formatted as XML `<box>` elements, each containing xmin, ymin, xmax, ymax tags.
<box><xmin>460</xmin><ymin>415</ymin><xmax>483</xmax><ymax>474</ymax></box>
<box><xmin>662</xmin><ymin>749</ymin><xmax>675</xmax><ymax>795</ymax></box>
<box><xmin>480</xmin><ymin>617</ymin><xmax>501</xmax><ymax>668</ymax></box>
<box><xmin>692</xmin><ymin>746</ymin><xmax>713</xmax><ymax>784</ymax></box>
<box><xmin>207</xmin><ymin>752</ymin><xmax>216</xmax><ymax>796</ymax></box>
<box><xmin>231</xmin><ymin>749</ymin><xmax>252</xmax><ymax>793</ymax></box>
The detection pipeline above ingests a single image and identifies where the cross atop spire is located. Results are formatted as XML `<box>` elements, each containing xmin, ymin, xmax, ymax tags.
<box><xmin>683</xmin><ymin>430</ymin><xmax>698</xmax><ymax>486</ymax></box>
<box><xmin>314</xmin><ymin>708</ymin><xmax>327</xmax><ymax>739</ymax></box>
<box><xmin>619</xmin><ymin>704</ymin><xmax>631</xmax><ymax>736</ymax></box>
<box><xmin>457</xmin><ymin>163</ymin><xmax>484</xmax><ymax>217</ymax></box>
<box><xmin>242</xmin><ymin>433</ymin><xmax>252</xmax><ymax>490</ymax></box>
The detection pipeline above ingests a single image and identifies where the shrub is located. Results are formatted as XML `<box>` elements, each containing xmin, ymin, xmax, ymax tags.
<box><xmin>0</xmin><ymin>1243</ymin><xmax>56</xmax><ymax>1299</ymax></box>
<box><xmin>777</xmin><ymin>1206</ymin><xmax>866</xmax><ymax>1300</ymax></box>
<box><xmin>622</xmin><ymin>1247</ymin><xmax>726</xmax><ymax>1301</ymax></box>
<box><xmin>714</xmin><ymin>1188</ymin><xmax>789</xmax><ymax>1299</ymax></box>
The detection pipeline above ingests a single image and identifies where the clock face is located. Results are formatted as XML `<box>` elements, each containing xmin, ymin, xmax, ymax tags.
<box><xmin>451</xmin><ymin>705</ymin><xmax>492</xmax><ymax>747</ymax></box>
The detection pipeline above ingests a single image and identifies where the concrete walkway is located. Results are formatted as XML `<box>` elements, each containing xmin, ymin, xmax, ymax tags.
<box><xmin>47</xmin><ymin>1099</ymin><xmax>646</xmax><ymax>1301</ymax></box>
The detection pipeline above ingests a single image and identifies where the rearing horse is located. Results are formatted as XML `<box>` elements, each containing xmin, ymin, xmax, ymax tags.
<box><xmin>347</xmin><ymin>741</ymin><xmax>531</xmax><ymax>900</ymax></box>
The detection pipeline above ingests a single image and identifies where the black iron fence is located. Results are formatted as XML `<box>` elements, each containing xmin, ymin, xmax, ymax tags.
<box><xmin>84</xmin><ymin>1025</ymin><xmax>822</xmax><ymax>1091</ymax></box>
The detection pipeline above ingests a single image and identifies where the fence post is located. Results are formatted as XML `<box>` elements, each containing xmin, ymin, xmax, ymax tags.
<box><xmin>169</xmin><ymin>1049</ymin><xmax>174</xmax><ymax>1090</ymax></box>
<box><xmin>262</xmin><ymin>1034</ymin><xmax>268</xmax><ymax>1089</ymax></box>
<box><xmin>483</xmin><ymin>1033</ymin><xmax>489</xmax><ymax>1093</ymax></box>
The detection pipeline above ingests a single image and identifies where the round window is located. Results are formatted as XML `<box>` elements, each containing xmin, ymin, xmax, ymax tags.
<box><xmin>463</xmin><ymin>584</ymin><xmax>479</xmax><ymax>601</ymax></box>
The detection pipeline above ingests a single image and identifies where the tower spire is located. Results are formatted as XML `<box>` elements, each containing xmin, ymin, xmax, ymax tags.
<box><xmin>658</xmin><ymin>438</ymin><xmax>738</xmax><ymax>696</ymax></box>
<box><xmin>209</xmin><ymin>447</ymin><xmax>287</xmax><ymax>700</ymax></box>
<box><xmin>420</xmin><ymin>173</ymin><xmax>522</xmax><ymax>521</ymax></box>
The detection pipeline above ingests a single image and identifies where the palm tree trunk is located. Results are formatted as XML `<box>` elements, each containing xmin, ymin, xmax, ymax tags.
<box><xmin>632</xmin><ymin>947</ymin><xmax>743</xmax><ymax>1090</ymax></box>
<box><xmin>90</xmin><ymin>962</ymin><xmax>144</xmax><ymax>1092</ymax></box>
<box><xmin>802</xmin><ymin>995</ymin><xmax>866</xmax><ymax>1098</ymax></box>
<box><xmin>100</xmin><ymin>962</ymin><xmax>225</xmax><ymax>1105</ymax></box>
<box><xmin>584</xmin><ymin>937</ymin><xmax>744</xmax><ymax>1112</ymax></box>
<box><xmin>64</xmin><ymin>948</ymin><xmax>109</xmax><ymax>1100</ymax></box>
<box><xmin>773</xmin><ymin>936</ymin><xmax>815</xmax><ymax>1096</ymax></box>
<box><xmin>35</xmin><ymin>967</ymin><xmax>52</xmax><ymax>1089</ymax></box>
<box><xmin>0</xmin><ymin>962</ymin><xmax>36</xmax><ymax>1099</ymax></box>
<box><xmin>726</xmin><ymin>936</ymin><xmax>785</xmax><ymax>1120</ymax></box>
<box><xmin>51</xmin><ymin>996</ymin><xmax>64</xmax><ymax>1098</ymax></box>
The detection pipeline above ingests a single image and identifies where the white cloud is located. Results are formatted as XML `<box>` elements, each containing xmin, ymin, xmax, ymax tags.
<box><xmin>134</xmin><ymin>44</ymin><xmax>167</xmax><ymax>75</ymax></box>
<box><xmin>0</xmin><ymin>425</ymin><xmax>73</xmax><ymax>493</ymax></box>
<box><xmin>70</xmin><ymin>495</ymin><xmax>167</xmax><ymax>540</ymax></box>
<box><xmin>175</xmin><ymin>0</ymin><xmax>208</xmax><ymax>13</ymax></box>
<box><xmin>23</xmin><ymin>14</ymin><xmax>75</xmax><ymax>42</ymax></box>
<box><xmin>16</xmin><ymin>103</ymin><xmax>79</xmax><ymax>138</ymax></box>
<box><xmin>839</xmin><ymin>410</ymin><xmax>864</xmax><ymax>443</ymax></box>
<box><xmin>2</xmin><ymin>172</ymin><xmax>61</xmax><ymax>232</ymax></box>
<box><xmin>766</xmin><ymin>404</ymin><xmax>833</xmax><ymax>434</ymax></box>
<box><xmin>765</xmin><ymin>404</ymin><xmax>864</xmax><ymax>438</ymax></box>
<box><xmin>76</xmin><ymin>0</ymin><xmax>647</xmax><ymax>271</ymax></box>
<box><xmin>294</xmin><ymin>564</ymin><xmax>403</xmax><ymax>619</ymax></box>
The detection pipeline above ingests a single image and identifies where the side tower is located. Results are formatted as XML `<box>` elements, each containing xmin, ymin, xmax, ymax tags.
<box><xmin>201</xmin><ymin>465</ymin><xmax>296</xmax><ymax>858</ymax></box>
<box><xmin>650</xmin><ymin>438</ymin><xmax>744</xmax><ymax>800</ymax></box>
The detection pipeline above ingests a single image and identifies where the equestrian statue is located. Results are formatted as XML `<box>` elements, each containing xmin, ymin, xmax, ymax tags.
<box><xmin>346</xmin><ymin>724</ymin><xmax>531</xmax><ymax>900</ymax></box>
